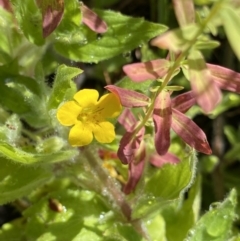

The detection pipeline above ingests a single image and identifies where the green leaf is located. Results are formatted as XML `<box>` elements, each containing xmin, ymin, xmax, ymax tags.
<box><xmin>54</xmin><ymin>9</ymin><xmax>168</xmax><ymax>63</ymax></box>
<box><xmin>23</xmin><ymin>189</ymin><xmax>108</xmax><ymax>241</ymax></box>
<box><xmin>146</xmin><ymin>148</ymin><xmax>197</xmax><ymax>199</ymax></box>
<box><xmin>53</xmin><ymin>0</ymin><xmax>84</xmax><ymax>45</ymax></box>
<box><xmin>116</xmin><ymin>224</ymin><xmax>144</xmax><ymax>241</ymax></box>
<box><xmin>47</xmin><ymin>65</ymin><xmax>83</xmax><ymax>110</ymax></box>
<box><xmin>132</xmin><ymin>147</ymin><xmax>197</xmax><ymax>219</ymax></box>
<box><xmin>101</xmin><ymin>222</ymin><xmax>145</xmax><ymax>241</ymax></box>
<box><xmin>36</xmin><ymin>136</ymin><xmax>65</xmax><ymax>153</ymax></box>
<box><xmin>0</xmin><ymin>76</ymin><xmax>50</xmax><ymax>128</ymax></box>
<box><xmin>0</xmin><ymin>157</ymin><xmax>52</xmax><ymax>205</ymax></box>
<box><xmin>0</xmin><ymin>62</ymin><xmax>50</xmax><ymax>127</ymax></box>
<box><xmin>0</xmin><ymin>141</ymin><xmax>78</xmax><ymax>164</ymax></box>
<box><xmin>0</xmin><ymin>220</ymin><xmax>25</xmax><ymax>240</ymax></box>
<box><xmin>221</xmin><ymin>5</ymin><xmax>240</xmax><ymax>60</ymax></box>
<box><xmin>0</xmin><ymin>8</ymin><xmax>21</xmax><ymax>63</ymax></box>
<box><xmin>185</xmin><ymin>189</ymin><xmax>237</xmax><ymax>241</ymax></box>
<box><xmin>195</xmin><ymin>39</ymin><xmax>220</xmax><ymax>50</ymax></box>
<box><xmin>0</xmin><ymin>80</ymin><xmax>33</xmax><ymax>114</ymax></box>
<box><xmin>144</xmin><ymin>215</ymin><xmax>166</xmax><ymax>241</ymax></box>
<box><xmin>161</xmin><ymin>175</ymin><xmax>202</xmax><ymax>241</ymax></box>
<box><xmin>57</xmin><ymin>0</ymin><xmax>82</xmax><ymax>29</ymax></box>
<box><xmin>11</xmin><ymin>0</ymin><xmax>45</xmax><ymax>45</ymax></box>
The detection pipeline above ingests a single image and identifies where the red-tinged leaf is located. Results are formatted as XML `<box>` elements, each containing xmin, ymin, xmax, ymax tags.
<box><xmin>0</xmin><ymin>0</ymin><xmax>12</xmax><ymax>12</ymax></box>
<box><xmin>151</xmin><ymin>24</ymin><xmax>199</xmax><ymax>52</ymax></box>
<box><xmin>172</xmin><ymin>91</ymin><xmax>196</xmax><ymax>113</ymax></box>
<box><xmin>123</xmin><ymin>59</ymin><xmax>170</xmax><ymax>82</ymax></box>
<box><xmin>123</xmin><ymin>144</ymin><xmax>145</xmax><ymax>194</ymax></box>
<box><xmin>118</xmin><ymin>109</ymin><xmax>137</xmax><ymax>132</ymax></box>
<box><xmin>36</xmin><ymin>0</ymin><xmax>64</xmax><ymax>38</ymax></box>
<box><xmin>105</xmin><ymin>85</ymin><xmax>150</xmax><ymax>107</ymax></box>
<box><xmin>172</xmin><ymin>108</ymin><xmax>212</xmax><ymax>154</ymax></box>
<box><xmin>81</xmin><ymin>3</ymin><xmax>107</xmax><ymax>33</ymax></box>
<box><xmin>117</xmin><ymin>126</ymin><xmax>145</xmax><ymax>164</ymax></box>
<box><xmin>153</xmin><ymin>91</ymin><xmax>172</xmax><ymax>155</ymax></box>
<box><xmin>188</xmin><ymin>50</ymin><xmax>221</xmax><ymax>113</ymax></box>
<box><xmin>172</xmin><ymin>0</ymin><xmax>195</xmax><ymax>27</ymax></box>
<box><xmin>149</xmin><ymin>152</ymin><xmax>180</xmax><ymax>167</ymax></box>
<box><xmin>207</xmin><ymin>63</ymin><xmax>240</xmax><ymax>93</ymax></box>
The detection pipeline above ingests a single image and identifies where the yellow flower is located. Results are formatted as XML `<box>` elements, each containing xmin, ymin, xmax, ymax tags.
<box><xmin>57</xmin><ymin>89</ymin><xmax>122</xmax><ymax>146</ymax></box>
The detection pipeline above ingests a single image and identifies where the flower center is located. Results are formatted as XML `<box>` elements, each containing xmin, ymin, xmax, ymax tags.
<box><xmin>77</xmin><ymin>106</ymin><xmax>103</xmax><ymax>124</ymax></box>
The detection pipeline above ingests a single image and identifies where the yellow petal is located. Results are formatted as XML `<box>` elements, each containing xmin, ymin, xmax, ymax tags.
<box><xmin>69</xmin><ymin>122</ymin><xmax>93</xmax><ymax>146</ymax></box>
<box><xmin>97</xmin><ymin>93</ymin><xmax>122</xmax><ymax>118</ymax></box>
<box><xmin>93</xmin><ymin>121</ymin><xmax>115</xmax><ymax>143</ymax></box>
<box><xmin>74</xmin><ymin>89</ymin><xmax>99</xmax><ymax>107</ymax></box>
<box><xmin>57</xmin><ymin>101</ymin><xmax>81</xmax><ymax>126</ymax></box>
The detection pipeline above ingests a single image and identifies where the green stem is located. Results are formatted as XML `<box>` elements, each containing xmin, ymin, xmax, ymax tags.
<box><xmin>131</xmin><ymin>0</ymin><xmax>224</xmax><ymax>138</ymax></box>
<box><xmin>82</xmin><ymin>147</ymin><xmax>150</xmax><ymax>240</ymax></box>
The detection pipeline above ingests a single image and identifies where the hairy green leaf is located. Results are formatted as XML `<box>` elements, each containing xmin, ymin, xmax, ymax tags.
<box><xmin>0</xmin><ymin>8</ymin><xmax>21</xmax><ymax>63</ymax></box>
<box><xmin>54</xmin><ymin>9</ymin><xmax>168</xmax><ymax>63</ymax></box>
<box><xmin>0</xmin><ymin>158</ymin><xmax>52</xmax><ymax>205</ymax></box>
<box><xmin>162</xmin><ymin>175</ymin><xmax>201</xmax><ymax>241</ymax></box>
<box><xmin>185</xmin><ymin>189</ymin><xmax>237</xmax><ymax>241</ymax></box>
<box><xmin>11</xmin><ymin>0</ymin><xmax>45</xmax><ymax>45</ymax></box>
<box><xmin>132</xmin><ymin>147</ymin><xmax>198</xmax><ymax>219</ymax></box>
<box><xmin>0</xmin><ymin>141</ymin><xmax>78</xmax><ymax>164</ymax></box>
<box><xmin>23</xmin><ymin>189</ymin><xmax>108</xmax><ymax>240</ymax></box>
<box><xmin>47</xmin><ymin>65</ymin><xmax>82</xmax><ymax>110</ymax></box>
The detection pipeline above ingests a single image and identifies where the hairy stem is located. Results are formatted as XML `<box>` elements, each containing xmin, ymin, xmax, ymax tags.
<box><xmin>82</xmin><ymin>147</ymin><xmax>150</xmax><ymax>240</ymax></box>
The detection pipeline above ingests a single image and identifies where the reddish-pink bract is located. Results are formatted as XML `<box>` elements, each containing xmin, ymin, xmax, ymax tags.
<box><xmin>117</xmin><ymin>109</ymin><xmax>146</xmax><ymax>194</ymax></box>
<box><xmin>118</xmin><ymin>108</ymin><xmax>137</xmax><ymax>132</ymax></box>
<box><xmin>117</xmin><ymin>126</ymin><xmax>145</xmax><ymax>164</ymax></box>
<box><xmin>172</xmin><ymin>0</ymin><xmax>195</xmax><ymax>27</ymax></box>
<box><xmin>123</xmin><ymin>59</ymin><xmax>170</xmax><ymax>82</ymax></box>
<box><xmin>81</xmin><ymin>3</ymin><xmax>107</xmax><ymax>33</ymax></box>
<box><xmin>207</xmin><ymin>63</ymin><xmax>240</xmax><ymax>93</ymax></box>
<box><xmin>149</xmin><ymin>152</ymin><xmax>180</xmax><ymax>168</ymax></box>
<box><xmin>123</xmin><ymin>145</ymin><xmax>145</xmax><ymax>194</ymax></box>
<box><xmin>188</xmin><ymin>52</ymin><xmax>222</xmax><ymax>113</ymax></box>
<box><xmin>0</xmin><ymin>0</ymin><xmax>12</xmax><ymax>12</ymax></box>
<box><xmin>172</xmin><ymin>109</ymin><xmax>212</xmax><ymax>154</ymax></box>
<box><xmin>105</xmin><ymin>85</ymin><xmax>150</xmax><ymax>107</ymax></box>
<box><xmin>36</xmin><ymin>0</ymin><xmax>64</xmax><ymax>38</ymax></box>
<box><xmin>171</xmin><ymin>91</ymin><xmax>196</xmax><ymax>113</ymax></box>
<box><xmin>153</xmin><ymin>91</ymin><xmax>172</xmax><ymax>155</ymax></box>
